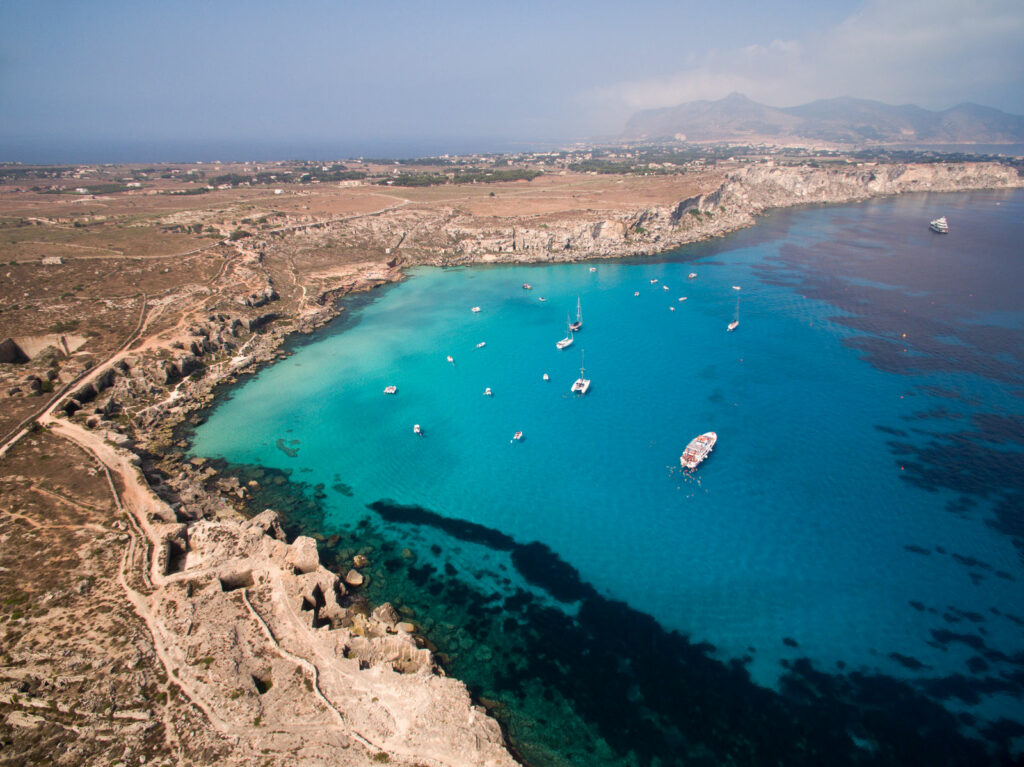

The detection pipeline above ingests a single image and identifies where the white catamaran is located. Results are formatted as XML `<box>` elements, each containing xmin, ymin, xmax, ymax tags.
<box><xmin>571</xmin><ymin>349</ymin><xmax>590</xmax><ymax>394</ymax></box>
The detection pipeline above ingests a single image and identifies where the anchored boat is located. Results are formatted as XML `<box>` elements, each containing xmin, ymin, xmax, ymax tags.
<box><xmin>681</xmin><ymin>432</ymin><xmax>717</xmax><ymax>469</ymax></box>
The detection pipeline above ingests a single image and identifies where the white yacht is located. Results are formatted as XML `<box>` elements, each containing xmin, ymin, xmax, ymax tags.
<box><xmin>556</xmin><ymin>314</ymin><xmax>574</xmax><ymax>350</ymax></box>
<box><xmin>383</xmin><ymin>385</ymin><xmax>397</xmax><ymax>395</ymax></box>
<box><xmin>471</xmin><ymin>306</ymin><xmax>481</xmax><ymax>313</ymax></box>
<box><xmin>930</xmin><ymin>216</ymin><xmax>949</xmax><ymax>233</ymax></box>
<box><xmin>571</xmin><ymin>350</ymin><xmax>590</xmax><ymax>395</ymax></box>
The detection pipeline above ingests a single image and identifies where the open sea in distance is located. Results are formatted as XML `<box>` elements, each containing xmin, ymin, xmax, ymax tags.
<box><xmin>191</xmin><ymin>189</ymin><xmax>1024</xmax><ymax>766</ymax></box>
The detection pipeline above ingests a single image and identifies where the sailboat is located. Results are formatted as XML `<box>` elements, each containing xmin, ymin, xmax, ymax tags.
<box><xmin>727</xmin><ymin>286</ymin><xmax>740</xmax><ymax>332</ymax></box>
<box><xmin>568</xmin><ymin>296</ymin><xmax>583</xmax><ymax>332</ymax></box>
<box><xmin>571</xmin><ymin>349</ymin><xmax>590</xmax><ymax>394</ymax></box>
<box><xmin>556</xmin><ymin>314</ymin><xmax>574</xmax><ymax>349</ymax></box>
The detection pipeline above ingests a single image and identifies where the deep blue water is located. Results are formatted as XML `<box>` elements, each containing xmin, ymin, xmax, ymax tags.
<box><xmin>191</xmin><ymin>189</ymin><xmax>1024</xmax><ymax>765</ymax></box>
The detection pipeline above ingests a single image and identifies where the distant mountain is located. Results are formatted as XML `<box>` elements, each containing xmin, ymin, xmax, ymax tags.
<box><xmin>622</xmin><ymin>93</ymin><xmax>1024</xmax><ymax>145</ymax></box>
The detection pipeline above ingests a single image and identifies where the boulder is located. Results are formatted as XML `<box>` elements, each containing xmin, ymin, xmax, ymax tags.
<box><xmin>243</xmin><ymin>509</ymin><xmax>286</xmax><ymax>541</ymax></box>
<box><xmin>352</xmin><ymin>554</ymin><xmax>370</xmax><ymax>569</ymax></box>
<box><xmin>344</xmin><ymin>569</ymin><xmax>364</xmax><ymax>588</ymax></box>
<box><xmin>372</xmin><ymin>603</ymin><xmax>398</xmax><ymax>627</ymax></box>
<box><xmin>286</xmin><ymin>536</ymin><xmax>320</xmax><ymax>574</ymax></box>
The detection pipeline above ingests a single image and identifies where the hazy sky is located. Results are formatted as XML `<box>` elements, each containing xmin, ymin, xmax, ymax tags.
<box><xmin>2</xmin><ymin>0</ymin><xmax>1022</xmax><ymax>160</ymax></box>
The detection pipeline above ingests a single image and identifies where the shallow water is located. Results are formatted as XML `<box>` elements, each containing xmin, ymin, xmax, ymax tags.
<box><xmin>192</xmin><ymin>189</ymin><xmax>1024</xmax><ymax>765</ymax></box>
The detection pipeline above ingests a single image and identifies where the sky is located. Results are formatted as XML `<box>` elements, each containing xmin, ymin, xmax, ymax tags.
<box><xmin>1</xmin><ymin>0</ymin><xmax>1023</xmax><ymax>162</ymax></box>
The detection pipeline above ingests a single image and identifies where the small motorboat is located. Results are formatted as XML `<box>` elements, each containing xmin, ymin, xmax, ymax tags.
<box><xmin>663</xmin><ymin>285</ymin><xmax>669</xmax><ymax>291</ymax></box>
<box><xmin>511</xmin><ymin>431</ymin><xmax>523</xmax><ymax>442</ymax></box>
<box><xmin>689</xmin><ymin>272</ymin><xmax>697</xmax><ymax>279</ymax></box>
<box><xmin>475</xmin><ymin>342</ymin><xmax>486</xmax><ymax>348</ymax></box>
<box><xmin>471</xmin><ymin>306</ymin><xmax>481</xmax><ymax>313</ymax></box>
<box><xmin>446</xmin><ymin>355</ymin><xmax>454</xmax><ymax>364</ymax></box>
<box><xmin>383</xmin><ymin>385</ymin><xmax>397</xmax><ymax>395</ymax></box>
<box><xmin>634</xmin><ymin>291</ymin><xmax>640</xmax><ymax>296</ymax></box>
<box><xmin>484</xmin><ymin>387</ymin><xmax>493</xmax><ymax>396</ymax></box>
<box><xmin>678</xmin><ymin>296</ymin><xmax>687</xmax><ymax>302</ymax></box>
<box><xmin>650</xmin><ymin>278</ymin><xmax>658</xmax><ymax>285</ymax></box>
<box><xmin>413</xmin><ymin>424</ymin><xmax>423</xmax><ymax>436</ymax></box>
<box><xmin>539</xmin><ymin>297</ymin><xmax>547</xmax><ymax>302</ymax></box>
<box><xmin>589</xmin><ymin>267</ymin><xmax>597</xmax><ymax>272</ymax></box>
<box><xmin>522</xmin><ymin>283</ymin><xmax>532</xmax><ymax>290</ymax></box>
<box><xmin>670</xmin><ymin>306</ymin><xmax>676</xmax><ymax>311</ymax></box>
<box><xmin>542</xmin><ymin>373</ymin><xmax>549</xmax><ymax>381</ymax></box>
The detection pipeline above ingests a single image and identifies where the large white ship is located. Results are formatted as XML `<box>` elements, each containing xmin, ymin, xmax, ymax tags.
<box><xmin>929</xmin><ymin>216</ymin><xmax>949</xmax><ymax>234</ymax></box>
<box><xmin>680</xmin><ymin>432</ymin><xmax>717</xmax><ymax>469</ymax></box>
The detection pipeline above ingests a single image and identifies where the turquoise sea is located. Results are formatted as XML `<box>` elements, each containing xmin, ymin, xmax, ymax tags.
<box><xmin>191</xmin><ymin>189</ymin><xmax>1024</xmax><ymax>766</ymax></box>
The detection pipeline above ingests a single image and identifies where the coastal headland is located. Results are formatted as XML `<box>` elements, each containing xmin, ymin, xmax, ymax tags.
<box><xmin>0</xmin><ymin>150</ymin><xmax>1021</xmax><ymax>765</ymax></box>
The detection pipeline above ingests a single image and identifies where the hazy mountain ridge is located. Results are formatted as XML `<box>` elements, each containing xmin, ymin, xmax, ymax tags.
<box><xmin>623</xmin><ymin>93</ymin><xmax>1024</xmax><ymax>145</ymax></box>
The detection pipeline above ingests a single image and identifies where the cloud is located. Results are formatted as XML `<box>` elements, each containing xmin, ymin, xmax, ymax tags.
<box><xmin>584</xmin><ymin>0</ymin><xmax>1024</xmax><ymax>126</ymax></box>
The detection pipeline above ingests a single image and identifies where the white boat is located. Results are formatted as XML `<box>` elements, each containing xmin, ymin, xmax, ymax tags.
<box><xmin>446</xmin><ymin>355</ymin><xmax>454</xmax><ymax>364</ymax></box>
<box><xmin>688</xmin><ymin>272</ymin><xmax>697</xmax><ymax>279</ymax></box>
<box><xmin>929</xmin><ymin>216</ymin><xmax>949</xmax><ymax>234</ymax></box>
<box><xmin>511</xmin><ymin>430</ymin><xmax>523</xmax><ymax>442</ymax></box>
<box><xmin>523</xmin><ymin>282</ymin><xmax>532</xmax><ymax>290</ymax></box>
<box><xmin>571</xmin><ymin>350</ymin><xmax>590</xmax><ymax>394</ymax></box>
<box><xmin>670</xmin><ymin>307</ymin><xmax>676</xmax><ymax>312</ymax></box>
<box><xmin>678</xmin><ymin>296</ymin><xmax>687</xmax><ymax>302</ymax></box>
<box><xmin>662</xmin><ymin>285</ymin><xmax>669</xmax><ymax>291</ymax></box>
<box><xmin>650</xmin><ymin>278</ymin><xmax>658</xmax><ymax>285</ymax></box>
<box><xmin>484</xmin><ymin>387</ymin><xmax>493</xmax><ymax>396</ymax></box>
<box><xmin>556</xmin><ymin>314</ymin><xmax>574</xmax><ymax>350</ymax></box>
<box><xmin>413</xmin><ymin>424</ymin><xmax>423</xmax><ymax>436</ymax></box>
<box><xmin>568</xmin><ymin>296</ymin><xmax>583</xmax><ymax>332</ymax></box>
<box><xmin>542</xmin><ymin>373</ymin><xmax>549</xmax><ymax>381</ymax></box>
<box><xmin>589</xmin><ymin>267</ymin><xmax>597</xmax><ymax>272</ymax></box>
<box><xmin>476</xmin><ymin>342</ymin><xmax>486</xmax><ymax>348</ymax></box>
<box><xmin>634</xmin><ymin>291</ymin><xmax>640</xmax><ymax>296</ymax></box>
<box><xmin>727</xmin><ymin>286</ymin><xmax>740</xmax><ymax>331</ymax></box>
<box><xmin>680</xmin><ymin>432</ymin><xmax>716</xmax><ymax>469</ymax></box>
<box><xmin>471</xmin><ymin>306</ymin><xmax>481</xmax><ymax>313</ymax></box>
<box><xmin>383</xmin><ymin>385</ymin><xmax>397</xmax><ymax>395</ymax></box>
<box><xmin>539</xmin><ymin>297</ymin><xmax>547</xmax><ymax>302</ymax></box>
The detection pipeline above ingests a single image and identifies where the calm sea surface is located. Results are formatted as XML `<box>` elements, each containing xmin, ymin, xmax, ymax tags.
<box><xmin>191</xmin><ymin>189</ymin><xmax>1024</xmax><ymax>765</ymax></box>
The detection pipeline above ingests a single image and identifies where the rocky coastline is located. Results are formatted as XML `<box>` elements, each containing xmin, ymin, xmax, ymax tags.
<box><xmin>10</xmin><ymin>161</ymin><xmax>1022</xmax><ymax>765</ymax></box>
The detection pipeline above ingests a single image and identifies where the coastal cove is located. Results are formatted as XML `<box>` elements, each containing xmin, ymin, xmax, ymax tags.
<box><xmin>190</xmin><ymin>189</ymin><xmax>1024</xmax><ymax>765</ymax></box>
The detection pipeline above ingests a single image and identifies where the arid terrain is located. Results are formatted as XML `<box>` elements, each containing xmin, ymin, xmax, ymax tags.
<box><xmin>1</xmin><ymin>152</ymin><xmax>1020</xmax><ymax>765</ymax></box>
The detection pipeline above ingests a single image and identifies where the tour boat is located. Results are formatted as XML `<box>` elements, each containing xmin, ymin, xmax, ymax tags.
<box><xmin>471</xmin><ymin>306</ymin><xmax>481</xmax><ymax>313</ymax></box>
<box><xmin>568</xmin><ymin>296</ymin><xmax>583</xmax><ymax>332</ymax></box>
<box><xmin>413</xmin><ymin>424</ymin><xmax>423</xmax><ymax>436</ymax></box>
<box><xmin>571</xmin><ymin>350</ymin><xmax>590</xmax><ymax>394</ymax></box>
<box><xmin>930</xmin><ymin>216</ymin><xmax>949</xmax><ymax>233</ymax></box>
<box><xmin>680</xmin><ymin>432</ymin><xmax>717</xmax><ymax>469</ymax></box>
<box><xmin>383</xmin><ymin>385</ymin><xmax>397</xmax><ymax>395</ymax></box>
<box><xmin>511</xmin><ymin>431</ymin><xmax>523</xmax><ymax>442</ymax></box>
<box><xmin>556</xmin><ymin>315</ymin><xmax>574</xmax><ymax>350</ymax></box>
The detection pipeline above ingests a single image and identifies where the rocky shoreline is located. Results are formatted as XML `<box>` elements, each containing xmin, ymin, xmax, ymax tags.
<box><xmin>22</xmin><ymin>161</ymin><xmax>1023</xmax><ymax>765</ymax></box>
